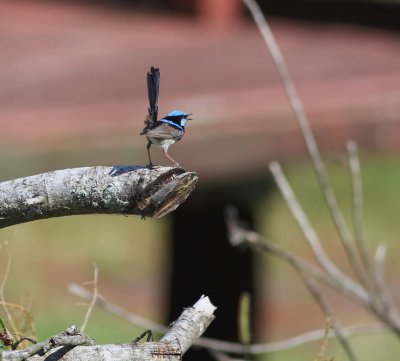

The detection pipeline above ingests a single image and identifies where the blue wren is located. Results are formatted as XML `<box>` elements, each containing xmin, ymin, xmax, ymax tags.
<box><xmin>140</xmin><ymin>66</ymin><xmax>192</xmax><ymax>167</ymax></box>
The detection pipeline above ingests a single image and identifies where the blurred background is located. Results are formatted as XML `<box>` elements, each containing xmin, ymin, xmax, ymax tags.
<box><xmin>0</xmin><ymin>0</ymin><xmax>400</xmax><ymax>360</ymax></box>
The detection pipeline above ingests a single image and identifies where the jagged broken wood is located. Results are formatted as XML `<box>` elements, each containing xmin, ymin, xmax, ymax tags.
<box><xmin>1</xmin><ymin>296</ymin><xmax>216</xmax><ymax>361</ymax></box>
<box><xmin>0</xmin><ymin>166</ymin><xmax>198</xmax><ymax>228</ymax></box>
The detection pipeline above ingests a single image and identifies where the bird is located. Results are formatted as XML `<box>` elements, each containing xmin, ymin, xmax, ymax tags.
<box><xmin>140</xmin><ymin>66</ymin><xmax>192</xmax><ymax>168</ymax></box>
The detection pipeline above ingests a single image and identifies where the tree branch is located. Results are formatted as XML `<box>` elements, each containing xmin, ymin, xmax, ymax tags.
<box><xmin>0</xmin><ymin>166</ymin><xmax>198</xmax><ymax>228</ymax></box>
<box><xmin>268</xmin><ymin>162</ymin><xmax>369</xmax><ymax>304</ymax></box>
<box><xmin>69</xmin><ymin>283</ymin><xmax>168</xmax><ymax>335</ymax></box>
<box><xmin>295</xmin><ymin>273</ymin><xmax>357</xmax><ymax>361</ymax></box>
<box><xmin>224</xmin><ymin>206</ymin><xmax>366</xmax><ymax>359</ymax></box>
<box><xmin>242</xmin><ymin>0</ymin><xmax>369</xmax><ymax>289</ymax></box>
<box><xmin>2</xmin><ymin>296</ymin><xmax>216</xmax><ymax>361</ymax></box>
<box><xmin>69</xmin><ymin>282</ymin><xmax>391</xmax><ymax>355</ymax></box>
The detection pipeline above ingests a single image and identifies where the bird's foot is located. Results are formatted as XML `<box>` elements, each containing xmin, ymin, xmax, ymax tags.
<box><xmin>131</xmin><ymin>330</ymin><xmax>153</xmax><ymax>343</ymax></box>
<box><xmin>172</xmin><ymin>162</ymin><xmax>186</xmax><ymax>171</ymax></box>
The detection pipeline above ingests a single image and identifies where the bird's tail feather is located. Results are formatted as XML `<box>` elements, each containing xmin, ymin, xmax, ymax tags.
<box><xmin>147</xmin><ymin>66</ymin><xmax>160</xmax><ymax>125</ymax></box>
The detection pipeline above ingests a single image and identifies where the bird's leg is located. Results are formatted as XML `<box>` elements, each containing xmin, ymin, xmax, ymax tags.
<box><xmin>146</xmin><ymin>141</ymin><xmax>153</xmax><ymax>167</ymax></box>
<box><xmin>163</xmin><ymin>149</ymin><xmax>181</xmax><ymax>168</ymax></box>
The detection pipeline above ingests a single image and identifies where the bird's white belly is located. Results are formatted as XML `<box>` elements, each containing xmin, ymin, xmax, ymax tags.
<box><xmin>148</xmin><ymin>137</ymin><xmax>176</xmax><ymax>152</ymax></box>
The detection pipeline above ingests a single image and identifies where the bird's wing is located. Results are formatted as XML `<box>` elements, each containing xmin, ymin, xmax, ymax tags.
<box><xmin>146</xmin><ymin>123</ymin><xmax>184</xmax><ymax>141</ymax></box>
<box><xmin>145</xmin><ymin>123</ymin><xmax>176</xmax><ymax>140</ymax></box>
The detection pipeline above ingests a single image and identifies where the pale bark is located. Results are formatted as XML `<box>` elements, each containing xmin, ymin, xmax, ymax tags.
<box><xmin>0</xmin><ymin>166</ymin><xmax>198</xmax><ymax>228</ymax></box>
<box><xmin>1</xmin><ymin>296</ymin><xmax>216</xmax><ymax>361</ymax></box>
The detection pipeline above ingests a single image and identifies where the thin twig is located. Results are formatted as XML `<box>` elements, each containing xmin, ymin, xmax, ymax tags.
<box><xmin>208</xmin><ymin>349</ymin><xmax>233</xmax><ymax>361</ymax></box>
<box><xmin>247</xmin><ymin>323</ymin><xmax>388</xmax><ymax>355</ymax></box>
<box><xmin>243</xmin><ymin>0</ymin><xmax>400</xmax><ymax>341</ymax></box>
<box><xmin>80</xmin><ymin>264</ymin><xmax>98</xmax><ymax>332</ymax></box>
<box><xmin>374</xmin><ymin>244</ymin><xmax>386</xmax><ymax>286</ymax></box>
<box><xmin>2</xmin><ymin>325</ymin><xmax>93</xmax><ymax>361</ymax></box>
<box><xmin>241</xmin><ymin>0</ymin><xmax>368</xmax><ymax>288</ymax></box>
<box><xmin>224</xmin><ymin>206</ymin><xmax>362</xmax><ymax>299</ymax></box>
<box><xmin>4</xmin><ymin>298</ymin><xmax>216</xmax><ymax>361</ymax></box>
<box><xmin>371</xmin><ymin>243</ymin><xmax>400</xmax><ymax>326</ymax></box>
<box><xmin>69</xmin><ymin>284</ymin><xmax>167</xmax><ymax>334</ymax></box>
<box><xmin>0</xmin><ymin>244</ymin><xmax>17</xmax><ymax>335</ymax></box>
<box><xmin>296</xmin><ymin>272</ymin><xmax>357</xmax><ymax>361</ymax></box>
<box><xmin>372</xmin><ymin>243</ymin><xmax>391</xmax><ymax>311</ymax></box>
<box><xmin>313</xmin><ymin>318</ymin><xmax>331</xmax><ymax>361</ymax></box>
<box><xmin>269</xmin><ymin>162</ymin><xmax>369</xmax><ymax>304</ymax></box>
<box><xmin>227</xmin><ymin>214</ymin><xmax>359</xmax><ymax>360</ymax></box>
<box><xmin>69</xmin><ymin>280</ymin><xmax>389</xmax><ymax>355</ymax></box>
<box><xmin>346</xmin><ymin>141</ymin><xmax>374</xmax><ymax>283</ymax></box>
<box><xmin>225</xmin><ymin>207</ymin><xmax>358</xmax><ymax>360</ymax></box>
<box><xmin>347</xmin><ymin>142</ymin><xmax>399</xmax><ymax>317</ymax></box>
<box><xmin>347</xmin><ymin>141</ymin><xmax>400</xmax><ymax>329</ymax></box>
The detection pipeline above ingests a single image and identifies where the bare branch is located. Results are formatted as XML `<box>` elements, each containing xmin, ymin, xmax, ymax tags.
<box><xmin>347</xmin><ymin>142</ymin><xmax>400</xmax><ymax>320</ymax></box>
<box><xmin>371</xmin><ymin>243</ymin><xmax>400</xmax><ymax>323</ymax></box>
<box><xmin>69</xmin><ymin>283</ymin><xmax>168</xmax><ymax>334</ymax></box>
<box><xmin>202</xmin><ymin>323</ymin><xmax>390</xmax><ymax>355</ymax></box>
<box><xmin>346</xmin><ymin>142</ymin><xmax>400</xmax><ymax>328</ymax></box>
<box><xmin>242</xmin><ymin>0</ymin><xmax>368</xmax><ymax>288</ymax></box>
<box><xmin>0</xmin><ymin>244</ymin><xmax>17</xmax><ymax>336</ymax></box>
<box><xmin>226</xmin><ymin>204</ymin><xmax>400</xmax><ymax>338</ymax></box>
<box><xmin>69</xmin><ymin>279</ymin><xmax>390</xmax><ymax>355</ymax></box>
<box><xmin>208</xmin><ymin>349</ymin><xmax>233</xmax><ymax>361</ymax></box>
<box><xmin>224</xmin><ymin>207</ymin><xmax>359</xmax><ymax>299</ymax></box>
<box><xmin>2</xmin><ymin>325</ymin><xmax>94</xmax><ymax>361</ymax></box>
<box><xmin>313</xmin><ymin>318</ymin><xmax>331</xmax><ymax>361</ymax></box>
<box><xmin>268</xmin><ymin>162</ymin><xmax>369</xmax><ymax>304</ymax></box>
<box><xmin>2</xmin><ymin>297</ymin><xmax>216</xmax><ymax>361</ymax></box>
<box><xmin>161</xmin><ymin>296</ymin><xmax>217</xmax><ymax>354</ymax></box>
<box><xmin>248</xmin><ymin>323</ymin><xmax>388</xmax><ymax>355</ymax></box>
<box><xmin>374</xmin><ymin>243</ymin><xmax>387</xmax><ymax>285</ymax></box>
<box><xmin>347</xmin><ymin>141</ymin><xmax>374</xmax><ymax>282</ymax></box>
<box><xmin>80</xmin><ymin>264</ymin><xmax>99</xmax><ymax>332</ymax></box>
<box><xmin>296</xmin><ymin>273</ymin><xmax>357</xmax><ymax>361</ymax></box>
<box><xmin>226</xmin><ymin>205</ymin><xmax>359</xmax><ymax>359</ymax></box>
<box><xmin>0</xmin><ymin>166</ymin><xmax>198</xmax><ymax>228</ymax></box>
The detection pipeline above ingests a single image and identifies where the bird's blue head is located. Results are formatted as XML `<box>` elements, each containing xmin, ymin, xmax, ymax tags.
<box><xmin>160</xmin><ymin>110</ymin><xmax>192</xmax><ymax>130</ymax></box>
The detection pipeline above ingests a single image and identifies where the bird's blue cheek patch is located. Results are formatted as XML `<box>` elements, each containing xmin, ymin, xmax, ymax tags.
<box><xmin>159</xmin><ymin>119</ymin><xmax>184</xmax><ymax>131</ymax></box>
